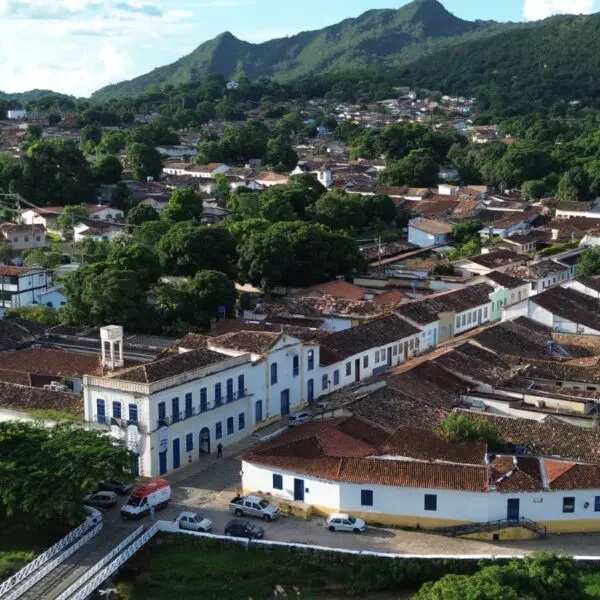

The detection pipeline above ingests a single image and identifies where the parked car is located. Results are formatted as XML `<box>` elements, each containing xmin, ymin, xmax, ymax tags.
<box><xmin>229</xmin><ymin>494</ymin><xmax>279</xmax><ymax>522</ymax></box>
<box><xmin>327</xmin><ymin>513</ymin><xmax>366</xmax><ymax>533</ymax></box>
<box><xmin>121</xmin><ymin>479</ymin><xmax>171</xmax><ymax>520</ymax></box>
<box><xmin>288</xmin><ymin>412</ymin><xmax>311</xmax><ymax>427</ymax></box>
<box><xmin>83</xmin><ymin>491</ymin><xmax>118</xmax><ymax>510</ymax></box>
<box><xmin>100</xmin><ymin>480</ymin><xmax>134</xmax><ymax>495</ymax></box>
<box><xmin>176</xmin><ymin>511</ymin><xmax>214</xmax><ymax>533</ymax></box>
<box><xmin>224</xmin><ymin>519</ymin><xmax>264</xmax><ymax>540</ymax></box>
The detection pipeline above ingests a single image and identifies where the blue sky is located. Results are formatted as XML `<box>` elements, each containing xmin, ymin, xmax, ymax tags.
<box><xmin>0</xmin><ymin>0</ymin><xmax>596</xmax><ymax>97</ymax></box>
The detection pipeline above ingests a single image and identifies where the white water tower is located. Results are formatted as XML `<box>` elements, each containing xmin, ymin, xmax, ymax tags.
<box><xmin>101</xmin><ymin>325</ymin><xmax>124</xmax><ymax>370</ymax></box>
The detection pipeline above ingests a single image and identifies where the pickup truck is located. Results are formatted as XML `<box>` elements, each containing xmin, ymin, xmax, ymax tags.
<box><xmin>229</xmin><ymin>494</ymin><xmax>280</xmax><ymax>522</ymax></box>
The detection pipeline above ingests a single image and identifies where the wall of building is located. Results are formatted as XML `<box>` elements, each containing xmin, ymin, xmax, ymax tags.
<box><xmin>408</xmin><ymin>226</ymin><xmax>447</xmax><ymax>248</ymax></box>
<box><xmin>528</xmin><ymin>302</ymin><xmax>600</xmax><ymax>335</ymax></box>
<box><xmin>454</xmin><ymin>302</ymin><xmax>491</xmax><ymax>335</ymax></box>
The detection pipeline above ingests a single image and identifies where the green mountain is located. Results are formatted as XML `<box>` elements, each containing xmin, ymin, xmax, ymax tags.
<box><xmin>92</xmin><ymin>0</ymin><xmax>519</xmax><ymax>100</ymax></box>
<box><xmin>0</xmin><ymin>89</ymin><xmax>71</xmax><ymax>103</ymax></box>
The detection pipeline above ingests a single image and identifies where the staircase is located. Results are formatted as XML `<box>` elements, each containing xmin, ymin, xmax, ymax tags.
<box><xmin>437</xmin><ymin>517</ymin><xmax>547</xmax><ymax>538</ymax></box>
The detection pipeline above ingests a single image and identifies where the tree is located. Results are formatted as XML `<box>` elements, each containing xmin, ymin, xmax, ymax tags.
<box><xmin>110</xmin><ymin>182</ymin><xmax>136</xmax><ymax>212</ymax></box>
<box><xmin>238</xmin><ymin>221</ymin><xmax>364</xmax><ymax>289</ymax></box>
<box><xmin>107</xmin><ymin>242</ymin><xmax>161</xmax><ymax>289</ymax></box>
<box><xmin>158</xmin><ymin>222</ymin><xmax>237</xmax><ymax>277</ymax></box>
<box><xmin>48</xmin><ymin>113</ymin><xmax>61</xmax><ymax>126</ymax></box>
<box><xmin>557</xmin><ymin>167</ymin><xmax>591</xmax><ymax>202</ymax></box>
<box><xmin>214</xmin><ymin>172</ymin><xmax>230</xmax><ymax>202</ymax></box>
<box><xmin>576</xmin><ymin>247</ymin><xmax>600</xmax><ymax>276</ymax></box>
<box><xmin>220</xmin><ymin>124</ymin><xmax>268</xmax><ymax>163</ymax></box>
<box><xmin>63</xmin><ymin>265</ymin><xmax>148</xmax><ymax>329</ymax></box>
<box><xmin>227</xmin><ymin>191</ymin><xmax>262</xmax><ymax>222</ymax></box>
<box><xmin>132</xmin><ymin>220</ymin><xmax>170</xmax><ymax>247</ymax></box>
<box><xmin>80</xmin><ymin>123</ymin><xmax>103</xmax><ymax>153</ymax></box>
<box><xmin>163</xmin><ymin>188</ymin><xmax>203</xmax><ymax>223</ymax></box>
<box><xmin>312</xmin><ymin>189</ymin><xmax>364</xmax><ymax>230</ymax></box>
<box><xmin>71</xmin><ymin>238</ymin><xmax>110</xmax><ymax>265</ymax></box>
<box><xmin>439</xmin><ymin>412</ymin><xmax>500</xmax><ymax>445</ymax></box>
<box><xmin>452</xmin><ymin>219</ymin><xmax>484</xmax><ymax>245</ymax></box>
<box><xmin>126</xmin><ymin>203</ymin><xmax>160</xmax><ymax>227</ymax></box>
<box><xmin>94</xmin><ymin>154</ymin><xmax>123</xmax><ymax>184</ymax></box>
<box><xmin>57</xmin><ymin>205</ymin><xmax>90</xmax><ymax>236</ymax></box>
<box><xmin>126</xmin><ymin>143</ymin><xmax>162</xmax><ymax>181</ymax></box>
<box><xmin>0</xmin><ymin>421</ymin><xmax>132</xmax><ymax>527</ymax></box>
<box><xmin>23</xmin><ymin>245</ymin><xmax>63</xmax><ymax>270</ymax></box>
<box><xmin>97</xmin><ymin>131</ymin><xmax>127</xmax><ymax>155</ymax></box>
<box><xmin>6</xmin><ymin>304</ymin><xmax>60</xmax><ymax>326</ymax></box>
<box><xmin>521</xmin><ymin>179</ymin><xmax>548</xmax><ymax>200</ymax></box>
<box><xmin>288</xmin><ymin>173</ymin><xmax>327</xmax><ymax>209</ymax></box>
<box><xmin>194</xmin><ymin>141</ymin><xmax>222</xmax><ymax>165</ymax></box>
<box><xmin>378</xmin><ymin>149</ymin><xmax>439</xmax><ymax>187</ymax></box>
<box><xmin>0</xmin><ymin>243</ymin><xmax>15</xmax><ymax>264</ymax></box>
<box><xmin>264</xmin><ymin>135</ymin><xmax>298</xmax><ymax>172</ymax></box>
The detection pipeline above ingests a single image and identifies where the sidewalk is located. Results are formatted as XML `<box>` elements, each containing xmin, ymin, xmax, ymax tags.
<box><xmin>163</xmin><ymin>421</ymin><xmax>287</xmax><ymax>487</ymax></box>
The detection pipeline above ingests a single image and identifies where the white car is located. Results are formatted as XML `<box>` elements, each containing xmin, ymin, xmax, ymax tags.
<box><xmin>176</xmin><ymin>511</ymin><xmax>214</xmax><ymax>533</ymax></box>
<box><xmin>327</xmin><ymin>513</ymin><xmax>367</xmax><ymax>533</ymax></box>
<box><xmin>288</xmin><ymin>412</ymin><xmax>312</xmax><ymax>427</ymax></box>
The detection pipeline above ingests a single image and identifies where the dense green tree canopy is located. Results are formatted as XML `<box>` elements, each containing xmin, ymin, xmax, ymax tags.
<box><xmin>94</xmin><ymin>154</ymin><xmax>123</xmax><ymax>185</ymax></box>
<box><xmin>163</xmin><ymin>188</ymin><xmax>203</xmax><ymax>223</ymax></box>
<box><xmin>126</xmin><ymin>143</ymin><xmax>163</xmax><ymax>181</ymax></box>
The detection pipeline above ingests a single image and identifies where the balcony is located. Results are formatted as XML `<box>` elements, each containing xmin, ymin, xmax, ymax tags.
<box><xmin>226</xmin><ymin>389</ymin><xmax>248</xmax><ymax>403</ymax></box>
<box><xmin>93</xmin><ymin>416</ymin><xmax>146</xmax><ymax>434</ymax></box>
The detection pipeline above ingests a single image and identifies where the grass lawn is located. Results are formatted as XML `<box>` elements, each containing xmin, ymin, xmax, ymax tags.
<box><xmin>115</xmin><ymin>536</ymin><xmax>425</xmax><ymax>600</ymax></box>
<box><xmin>0</xmin><ymin>518</ymin><xmax>70</xmax><ymax>579</ymax></box>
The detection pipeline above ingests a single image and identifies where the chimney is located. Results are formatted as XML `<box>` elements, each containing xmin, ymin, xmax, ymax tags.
<box><xmin>101</xmin><ymin>325</ymin><xmax>124</xmax><ymax>370</ymax></box>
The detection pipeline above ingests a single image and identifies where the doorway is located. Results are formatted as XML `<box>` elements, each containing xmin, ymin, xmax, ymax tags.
<box><xmin>507</xmin><ymin>498</ymin><xmax>520</xmax><ymax>521</ymax></box>
<box><xmin>199</xmin><ymin>427</ymin><xmax>211</xmax><ymax>455</ymax></box>
<box><xmin>172</xmin><ymin>438</ymin><xmax>181</xmax><ymax>470</ymax></box>
<box><xmin>255</xmin><ymin>400</ymin><xmax>263</xmax><ymax>423</ymax></box>
<box><xmin>159</xmin><ymin>451</ymin><xmax>167</xmax><ymax>475</ymax></box>
<box><xmin>294</xmin><ymin>478</ymin><xmax>305</xmax><ymax>501</ymax></box>
<box><xmin>387</xmin><ymin>347</ymin><xmax>392</xmax><ymax>366</ymax></box>
<box><xmin>280</xmin><ymin>389</ymin><xmax>290</xmax><ymax>416</ymax></box>
<box><xmin>354</xmin><ymin>358</ymin><xmax>361</xmax><ymax>382</ymax></box>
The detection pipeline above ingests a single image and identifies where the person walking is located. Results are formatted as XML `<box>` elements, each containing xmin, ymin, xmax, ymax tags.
<box><xmin>217</xmin><ymin>442</ymin><xmax>223</xmax><ymax>459</ymax></box>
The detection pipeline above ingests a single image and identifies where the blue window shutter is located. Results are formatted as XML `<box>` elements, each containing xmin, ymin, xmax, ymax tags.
<box><xmin>273</xmin><ymin>474</ymin><xmax>283</xmax><ymax>490</ymax></box>
<box><xmin>361</xmin><ymin>490</ymin><xmax>373</xmax><ymax>506</ymax></box>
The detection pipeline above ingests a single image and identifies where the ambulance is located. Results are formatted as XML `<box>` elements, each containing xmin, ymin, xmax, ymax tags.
<box><xmin>120</xmin><ymin>479</ymin><xmax>171</xmax><ymax>520</ymax></box>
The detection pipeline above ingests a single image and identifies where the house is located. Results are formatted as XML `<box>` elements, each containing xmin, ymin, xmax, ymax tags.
<box><xmin>318</xmin><ymin>314</ymin><xmax>421</xmax><ymax>393</ymax></box>
<box><xmin>454</xmin><ymin>249</ymin><xmax>528</xmax><ymax>277</ymax></box>
<box><xmin>37</xmin><ymin>285</ymin><xmax>67</xmax><ymax>309</ymax></box>
<box><xmin>0</xmin><ymin>266</ymin><xmax>49</xmax><ymax>317</ymax></box>
<box><xmin>555</xmin><ymin>200</ymin><xmax>600</xmax><ymax>220</ymax></box>
<box><xmin>241</xmin><ymin>411</ymin><xmax>600</xmax><ymax>533</ymax></box>
<box><xmin>291</xmin><ymin>164</ymin><xmax>333</xmax><ymax>188</ymax></box>
<box><xmin>84</xmin><ymin>326</ymin><xmax>319</xmax><ymax>477</ymax></box>
<box><xmin>156</xmin><ymin>145</ymin><xmax>197</xmax><ymax>158</ymax></box>
<box><xmin>478</xmin><ymin>212</ymin><xmax>536</xmax><ymax>240</ymax></box>
<box><xmin>480</xmin><ymin>271</ymin><xmax>530</xmax><ymax>321</ymax></box>
<box><xmin>395</xmin><ymin>283</ymin><xmax>495</xmax><ymax>348</ymax></box>
<box><xmin>0</xmin><ymin>223</ymin><xmax>49</xmax><ymax>251</ymax></box>
<box><xmin>302</xmin><ymin>280</ymin><xmax>367</xmax><ymax>302</ymax></box>
<box><xmin>20</xmin><ymin>205</ymin><xmax>124</xmax><ymax>236</ymax></box>
<box><xmin>162</xmin><ymin>163</ymin><xmax>230</xmax><ymax>179</ymax></box>
<box><xmin>407</xmin><ymin>218</ymin><xmax>453</xmax><ymax>248</ymax></box>
<box><xmin>253</xmin><ymin>172</ymin><xmax>290</xmax><ymax>188</ymax></box>
<box><xmin>73</xmin><ymin>221</ymin><xmax>126</xmax><ymax>243</ymax></box>
<box><xmin>563</xmin><ymin>276</ymin><xmax>600</xmax><ymax>299</ymax></box>
<box><xmin>7</xmin><ymin>109</ymin><xmax>27</xmax><ymax>120</ymax></box>
<box><xmin>507</xmin><ymin>259</ymin><xmax>574</xmax><ymax>293</ymax></box>
<box><xmin>526</xmin><ymin>286</ymin><xmax>600</xmax><ymax>335</ymax></box>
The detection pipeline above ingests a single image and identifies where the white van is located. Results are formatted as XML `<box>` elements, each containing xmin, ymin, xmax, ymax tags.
<box><xmin>121</xmin><ymin>479</ymin><xmax>171</xmax><ymax>520</ymax></box>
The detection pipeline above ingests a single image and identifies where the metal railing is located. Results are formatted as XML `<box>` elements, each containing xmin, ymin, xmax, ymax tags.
<box><xmin>438</xmin><ymin>517</ymin><xmax>547</xmax><ymax>538</ymax></box>
<box><xmin>54</xmin><ymin>526</ymin><xmax>145</xmax><ymax>600</ymax></box>
<box><xmin>0</xmin><ymin>514</ymin><xmax>101</xmax><ymax>598</ymax></box>
<box><xmin>64</xmin><ymin>523</ymin><xmax>160</xmax><ymax>600</ymax></box>
<box><xmin>2</xmin><ymin>522</ymin><xmax>103</xmax><ymax>600</ymax></box>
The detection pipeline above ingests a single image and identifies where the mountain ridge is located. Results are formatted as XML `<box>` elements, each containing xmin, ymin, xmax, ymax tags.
<box><xmin>91</xmin><ymin>0</ymin><xmax>517</xmax><ymax>100</ymax></box>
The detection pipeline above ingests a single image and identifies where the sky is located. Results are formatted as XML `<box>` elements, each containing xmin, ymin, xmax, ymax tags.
<box><xmin>0</xmin><ymin>0</ymin><xmax>597</xmax><ymax>98</ymax></box>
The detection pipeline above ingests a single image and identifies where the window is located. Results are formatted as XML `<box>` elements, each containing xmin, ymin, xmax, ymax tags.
<box><xmin>393</xmin><ymin>345</ymin><xmax>398</xmax><ymax>356</ymax></box>
<box><xmin>215</xmin><ymin>422</ymin><xmax>222</xmax><ymax>439</ymax></box>
<box><xmin>363</xmin><ymin>355</ymin><xmax>369</xmax><ymax>368</ymax></box>
<box><xmin>333</xmin><ymin>370</ymin><xmax>339</xmax><ymax>385</ymax></box>
<box><xmin>226</xmin><ymin>378</ymin><xmax>234</xmax><ymax>402</ymax></box>
<box><xmin>238</xmin><ymin>413</ymin><xmax>245</xmax><ymax>430</ymax></box>
<box><xmin>424</xmin><ymin>494</ymin><xmax>437</xmax><ymax>511</ymax></box>
<box><xmin>215</xmin><ymin>383</ymin><xmax>222</xmax><ymax>406</ymax></box>
<box><xmin>238</xmin><ymin>374</ymin><xmax>245</xmax><ymax>396</ymax></box>
<box><xmin>455</xmin><ymin>316</ymin><xmax>460</xmax><ymax>329</ymax></box>
<box><xmin>112</xmin><ymin>401</ymin><xmax>122</xmax><ymax>419</ymax></box>
<box><xmin>563</xmin><ymin>497</ymin><xmax>575</xmax><ymax>513</ymax></box>
<box><xmin>307</xmin><ymin>350</ymin><xmax>314</xmax><ymax>371</ymax></box>
<box><xmin>322</xmin><ymin>374</ymin><xmax>328</xmax><ymax>390</ymax></box>
<box><xmin>158</xmin><ymin>401</ymin><xmax>166</xmax><ymax>420</ymax></box>
<box><xmin>271</xmin><ymin>362</ymin><xmax>278</xmax><ymax>384</ymax></box>
<box><xmin>374</xmin><ymin>350</ymin><xmax>379</xmax><ymax>364</ymax></box>
<box><xmin>361</xmin><ymin>490</ymin><xmax>373</xmax><ymax>507</ymax></box>
<box><xmin>345</xmin><ymin>362</ymin><xmax>351</xmax><ymax>376</ymax></box>
<box><xmin>185</xmin><ymin>393</ymin><xmax>193</xmax><ymax>418</ymax></box>
<box><xmin>461</xmin><ymin>314</ymin><xmax>466</xmax><ymax>327</ymax></box>
<box><xmin>35</xmin><ymin>236</ymin><xmax>40</xmax><ymax>242</ymax></box>
<box><xmin>227</xmin><ymin>417</ymin><xmax>234</xmax><ymax>435</ymax></box>
<box><xmin>200</xmin><ymin>388</ymin><xmax>208</xmax><ymax>412</ymax></box>
<box><xmin>96</xmin><ymin>398</ymin><xmax>106</xmax><ymax>424</ymax></box>
<box><xmin>293</xmin><ymin>355</ymin><xmax>299</xmax><ymax>377</ymax></box>
<box><xmin>185</xmin><ymin>433</ymin><xmax>193</xmax><ymax>452</ymax></box>
<box><xmin>483</xmin><ymin>306</ymin><xmax>488</xmax><ymax>319</ymax></box>
<box><xmin>273</xmin><ymin>474</ymin><xmax>283</xmax><ymax>490</ymax></box>
<box><xmin>172</xmin><ymin>397</ymin><xmax>180</xmax><ymax>422</ymax></box>
<box><xmin>409</xmin><ymin>339</ymin><xmax>414</xmax><ymax>350</ymax></box>
<box><xmin>595</xmin><ymin>496</ymin><xmax>600</xmax><ymax>512</ymax></box>
<box><xmin>467</xmin><ymin>312</ymin><xmax>472</xmax><ymax>324</ymax></box>
<box><xmin>128</xmin><ymin>403</ymin><xmax>138</xmax><ymax>424</ymax></box>
<box><xmin>24</xmin><ymin>236</ymin><xmax>29</xmax><ymax>242</ymax></box>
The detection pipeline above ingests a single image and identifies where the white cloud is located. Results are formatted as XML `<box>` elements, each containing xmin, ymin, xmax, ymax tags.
<box><xmin>523</xmin><ymin>0</ymin><xmax>598</xmax><ymax>21</ymax></box>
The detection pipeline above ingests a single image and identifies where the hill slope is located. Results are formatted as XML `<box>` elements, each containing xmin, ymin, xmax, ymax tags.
<box><xmin>92</xmin><ymin>0</ymin><xmax>518</xmax><ymax>100</ymax></box>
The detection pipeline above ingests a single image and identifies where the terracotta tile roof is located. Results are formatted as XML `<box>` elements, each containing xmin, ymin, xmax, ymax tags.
<box><xmin>490</xmin><ymin>455</ymin><xmax>544</xmax><ymax>492</ymax></box>
<box><xmin>522</xmin><ymin>359</ymin><xmax>600</xmax><ymax>385</ymax></box>
<box><xmin>0</xmin><ymin>348</ymin><xmax>103</xmax><ymax>378</ymax></box>
<box><xmin>372</xmin><ymin>289</ymin><xmax>405</xmax><ymax>305</ymax></box>
<box><xmin>530</xmin><ymin>287</ymin><xmax>600</xmax><ymax>331</ymax></box>
<box><xmin>176</xmin><ymin>333</ymin><xmax>209</xmax><ymax>350</ymax></box>
<box><xmin>0</xmin><ymin>381</ymin><xmax>83</xmax><ymax>418</ymax></box>
<box><xmin>282</xmin><ymin>295</ymin><xmax>389</xmax><ymax>318</ymax></box>
<box><xmin>319</xmin><ymin>314</ymin><xmax>420</xmax><ymax>362</ymax></box>
<box><xmin>0</xmin><ymin>368</ymin><xmax>31</xmax><ymax>386</ymax></box>
<box><xmin>109</xmin><ymin>348</ymin><xmax>228</xmax><ymax>383</ymax></box>
<box><xmin>576</xmin><ymin>276</ymin><xmax>600</xmax><ymax>293</ymax></box>
<box><xmin>381</xmin><ymin>427</ymin><xmax>486</xmax><ymax>465</ymax></box>
<box><xmin>545</xmin><ymin>462</ymin><xmax>600</xmax><ymax>490</ymax></box>
<box><xmin>544</xmin><ymin>459</ymin><xmax>575</xmax><ymax>484</ymax></box>
<box><xmin>395</xmin><ymin>283</ymin><xmax>494</xmax><ymax>325</ymax></box>
<box><xmin>0</xmin><ymin>265</ymin><xmax>36</xmax><ymax>276</ymax></box>
<box><xmin>410</xmin><ymin>219</ymin><xmax>453</xmax><ymax>235</ymax></box>
<box><xmin>209</xmin><ymin>331</ymin><xmax>281</xmax><ymax>355</ymax></box>
<box><xmin>0</xmin><ymin>318</ymin><xmax>47</xmax><ymax>351</ymax></box>
<box><xmin>361</xmin><ymin>241</ymin><xmax>415</xmax><ymax>262</ymax></box>
<box><xmin>309</xmin><ymin>280</ymin><xmax>366</xmax><ymax>301</ymax></box>
<box><xmin>483</xmin><ymin>271</ymin><xmax>527</xmax><ymax>290</ymax></box>
<box><xmin>466</xmin><ymin>249</ymin><xmax>528</xmax><ymax>269</ymax></box>
<box><xmin>459</xmin><ymin>410</ymin><xmax>600</xmax><ymax>463</ymax></box>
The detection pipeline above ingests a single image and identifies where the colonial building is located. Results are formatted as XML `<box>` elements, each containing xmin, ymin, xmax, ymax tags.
<box><xmin>0</xmin><ymin>266</ymin><xmax>49</xmax><ymax>317</ymax></box>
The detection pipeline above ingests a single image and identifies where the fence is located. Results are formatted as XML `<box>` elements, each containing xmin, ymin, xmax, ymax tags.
<box><xmin>0</xmin><ymin>511</ymin><xmax>102</xmax><ymax>598</ymax></box>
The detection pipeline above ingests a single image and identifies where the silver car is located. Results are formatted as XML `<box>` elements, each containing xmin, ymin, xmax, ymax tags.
<box><xmin>176</xmin><ymin>511</ymin><xmax>214</xmax><ymax>532</ymax></box>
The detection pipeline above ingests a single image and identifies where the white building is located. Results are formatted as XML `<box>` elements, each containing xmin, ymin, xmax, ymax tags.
<box><xmin>7</xmin><ymin>109</ymin><xmax>27</xmax><ymax>120</ymax></box>
<box><xmin>162</xmin><ymin>163</ymin><xmax>230</xmax><ymax>179</ymax></box>
<box><xmin>241</xmin><ymin>413</ymin><xmax>600</xmax><ymax>534</ymax></box>
<box><xmin>0</xmin><ymin>266</ymin><xmax>49</xmax><ymax>317</ymax></box>
<box><xmin>156</xmin><ymin>146</ymin><xmax>197</xmax><ymax>158</ymax></box>
<box><xmin>408</xmin><ymin>218</ymin><xmax>452</xmax><ymax>248</ymax></box>
<box><xmin>0</xmin><ymin>223</ymin><xmax>49</xmax><ymax>251</ymax></box>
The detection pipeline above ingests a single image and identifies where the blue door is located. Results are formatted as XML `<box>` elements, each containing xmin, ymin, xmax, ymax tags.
<box><xmin>294</xmin><ymin>478</ymin><xmax>305</xmax><ymax>501</ymax></box>
<box><xmin>131</xmin><ymin>456</ymin><xmax>140</xmax><ymax>477</ymax></box>
<box><xmin>307</xmin><ymin>379</ymin><xmax>314</xmax><ymax>403</ymax></box>
<box><xmin>387</xmin><ymin>347</ymin><xmax>392</xmax><ymax>366</ymax></box>
<box><xmin>96</xmin><ymin>399</ymin><xmax>106</xmax><ymax>424</ymax></box>
<box><xmin>255</xmin><ymin>400</ymin><xmax>263</xmax><ymax>423</ymax></box>
<box><xmin>173</xmin><ymin>438</ymin><xmax>181</xmax><ymax>470</ymax></box>
<box><xmin>507</xmin><ymin>498</ymin><xmax>520</xmax><ymax>521</ymax></box>
<box><xmin>280</xmin><ymin>390</ymin><xmax>290</xmax><ymax>416</ymax></box>
<box><xmin>159</xmin><ymin>451</ymin><xmax>167</xmax><ymax>475</ymax></box>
